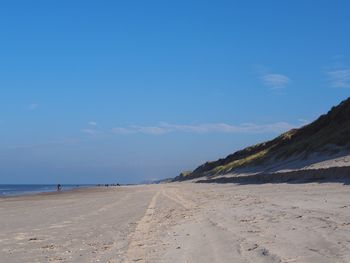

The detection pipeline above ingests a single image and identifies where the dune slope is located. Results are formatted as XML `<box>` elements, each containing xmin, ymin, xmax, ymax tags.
<box><xmin>175</xmin><ymin>97</ymin><xmax>350</xmax><ymax>181</ymax></box>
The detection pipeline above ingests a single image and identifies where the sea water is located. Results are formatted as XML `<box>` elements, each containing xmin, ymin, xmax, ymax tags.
<box><xmin>0</xmin><ymin>184</ymin><xmax>91</xmax><ymax>197</ymax></box>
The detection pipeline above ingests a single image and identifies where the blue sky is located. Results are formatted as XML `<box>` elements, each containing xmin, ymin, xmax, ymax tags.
<box><xmin>0</xmin><ymin>1</ymin><xmax>349</xmax><ymax>184</ymax></box>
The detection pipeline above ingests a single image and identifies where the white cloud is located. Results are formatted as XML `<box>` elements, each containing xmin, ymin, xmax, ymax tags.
<box><xmin>137</xmin><ymin>126</ymin><xmax>168</xmax><ymax>135</ymax></box>
<box><xmin>88</xmin><ymin>121</ymin><xmax>97</xmax><ymax>126</ymax></box>
<box><xmin>112</xmin><ymin>122</ymin><xmax>296</xmax><ymax>135</ymax></box>
<box><xmin>112</xmin><ymin>125</ymin><xmax>167</xmax><ymax>135</ymax></box>
<box><xmin>81</xmin><ymin>129</ymin><xmax>96</xmax><ymax>135</ymax></box>
<box><xmin>29</xmin><ymin>103</ymin><xmax>38</xmax><ymax>110</ymax></box>
<box><xmin>261</xmin><ymin>74</ymin><xmax>290</xmax><ymax>89</ymax></box>
<box><xmin>327</xmin><ymin>69</ymin><xmax>350</xmax><ymax>88</ymax></box>
<box><xmin>111</xmin><ymin>127</ymin><xmax>135</xmax><ymax>134</ymax></box>
<box><xmin>81</xmin><ymin>122</ymin><xmax>98</xmax><ymax>135</ymax></box>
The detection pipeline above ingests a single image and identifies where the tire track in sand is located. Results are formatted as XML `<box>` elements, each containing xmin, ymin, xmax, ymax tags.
<box><xmin>160</xmin><ymin>187</ymin><xmax>195</xmax><ymax>210</ymax></box>
<box><xmin>124</xmin><ymin>188</ymin><xmax>161</xmax><ymax>263</ymax></box>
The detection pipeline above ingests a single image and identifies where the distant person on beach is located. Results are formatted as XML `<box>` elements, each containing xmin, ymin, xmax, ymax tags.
<box><xmin>57</xmin><ymin>184</ymin><xmax>61</xmax><ymax>191</ymax></box>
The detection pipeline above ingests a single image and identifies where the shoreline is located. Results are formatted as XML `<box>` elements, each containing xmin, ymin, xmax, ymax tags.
<box><xmin>0</xmin><ymin>185</ymin><xmax>104</xmax><ymax>200</ymax></box>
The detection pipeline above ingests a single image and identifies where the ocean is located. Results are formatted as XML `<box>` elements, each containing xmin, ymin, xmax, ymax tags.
<box><xmin>0</xmin><ymin>184</ymin><xmax>92</xmax><ymax>197</ymax></box>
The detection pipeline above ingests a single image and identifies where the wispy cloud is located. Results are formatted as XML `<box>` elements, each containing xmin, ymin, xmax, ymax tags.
<box><xmin>261</xmin><ymin>74</ymin><xmax>290</xmax><ymax>89</ymax></box>
<box><xmin>112</xmin><ymin>125</ymin><xmax>168</xmax><ymax>135</ymax></box>
<box><xmin>29</xmin><ymin>103</ymin><xmax>38</xmax><ymax>110</ymax></box>
<box><xmin>81</xmin><ymin>129</ymin><xmax>97</xmax><ymax>135</ymax></box>
<box><xmin>81</xmin><ymin>122</ymin><xmax>98</xmax><ymax>135</ymax></box>
<box><xmin>327</xmin><ymin>69</ymin><xmax>350</xmax><ymax>88</ymax></box>
<box><xmin>88</xmin><ymin>121</ymin><xmax>98</xmax><ymax>126</ymax></box>
<box><xmin>112</xmin><ymin>122</ymin><xmax>296</xmax><ymax>135</ymax></box>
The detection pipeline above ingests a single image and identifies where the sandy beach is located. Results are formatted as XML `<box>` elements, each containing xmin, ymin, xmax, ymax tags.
<box><xmin>1</xmin><ymin>182</ymin><xmax>350</xmax><ymax>263</ymax></box>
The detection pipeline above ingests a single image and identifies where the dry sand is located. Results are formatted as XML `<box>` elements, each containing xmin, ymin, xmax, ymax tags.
<box><xmin>1</xmin><ymin>182</ymin><xmax>350</xmax><ymax>263</ymax></box>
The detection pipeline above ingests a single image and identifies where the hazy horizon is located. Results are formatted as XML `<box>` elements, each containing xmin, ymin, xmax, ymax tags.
<box><xmin>1</xmin><ymin>1</ymin><xmax>349</xmax><ymax>184</ymax></box>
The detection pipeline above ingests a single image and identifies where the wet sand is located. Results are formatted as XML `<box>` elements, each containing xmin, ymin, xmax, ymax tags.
<box><xmin>1</xmin><ymin>183</ymin><xmax>350</xmax><ymax>262</ymax></box>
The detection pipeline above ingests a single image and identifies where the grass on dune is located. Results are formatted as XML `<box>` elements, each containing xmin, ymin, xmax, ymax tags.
<box><xmin>176</xmin><ymin>97</ymin><xmax>350</xmax><ymax>180</ymax></box>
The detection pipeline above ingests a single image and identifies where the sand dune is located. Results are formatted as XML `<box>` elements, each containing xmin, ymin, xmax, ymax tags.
<box><xmin>1</xmin><ymin>183</ymin><xmax>350</xmax><ymax>262</ymax></box>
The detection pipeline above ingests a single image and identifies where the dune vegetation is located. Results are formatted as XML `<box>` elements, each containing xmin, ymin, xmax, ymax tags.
<box><xmin>175</xmin><ymin>97</ymin><xmax>350</xmax><ymax>181</ymax></box>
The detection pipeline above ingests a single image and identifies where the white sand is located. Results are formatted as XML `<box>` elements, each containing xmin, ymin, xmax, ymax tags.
<box><xmin>1</xmin><ymin>183</ymin><xmax>350</xmax><ymax>262</ymax></box>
